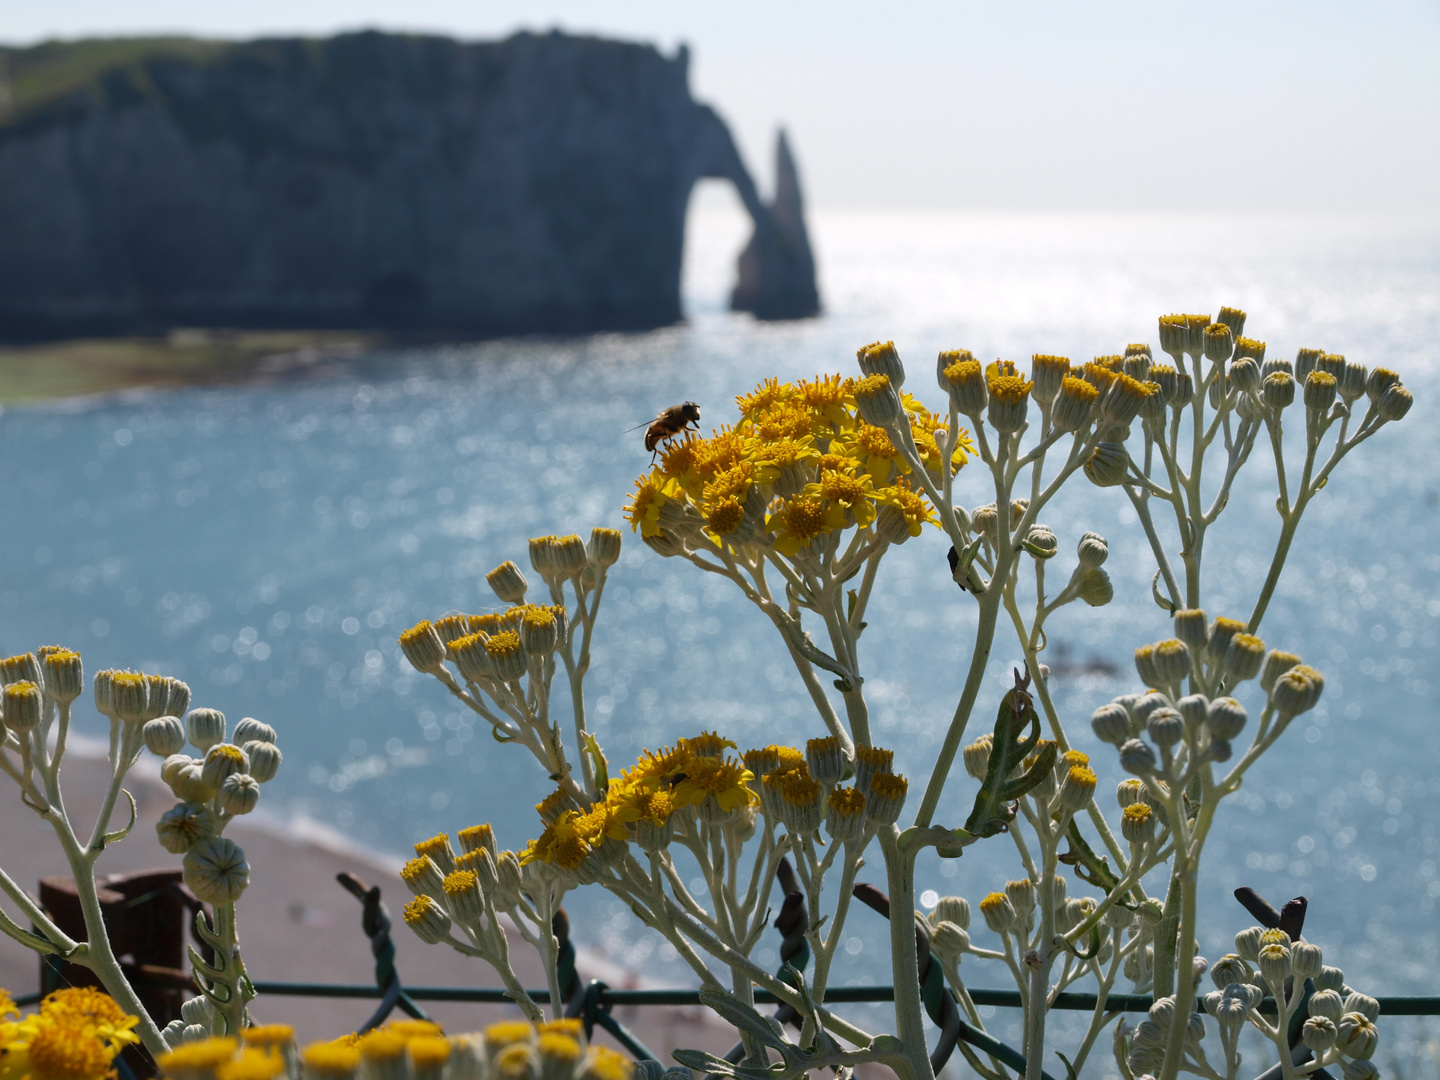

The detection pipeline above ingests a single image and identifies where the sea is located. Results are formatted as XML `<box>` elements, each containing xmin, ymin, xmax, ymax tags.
<box><xmin>3</xmin><ymin>202</ymin><xmax>1438</xmax><ymax>1069</ymax></box>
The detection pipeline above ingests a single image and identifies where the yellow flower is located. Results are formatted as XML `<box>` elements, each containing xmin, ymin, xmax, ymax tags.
<box><xmin>523</xmin><ymin>812</ymin><xmax>589</xmax><ymax>870</ymax></box>
<box><xmin>875</xmin><ymin>478</ymin><xmax>939</xmax><ymax>536</ymax></box>
<box><xmin>766</xmin><ymin>495</ymin><xmax>846</xmax><ymax>557</ymax></box>
<box><xmin>748</xmin><ymin>436</ymin><xmax>818</xmax><ymax>484</ymax></box>
<box><xmin>735</xmin><ymin>377</ymin><xmax>794</xmax><ymax>418</ymax></box>
<box><xmin>672</xmin><ymin>757</ymin><xmax>758</xmax><ymax>813</ymax></box>
<box><xmin>623</xmin><ymin>471</ymin><xmax>677</xmax><ymax>538</ymax></box>
<box><xmin>623</xmin><ymin>745</ymin><xmax>693</xmax><ymax>789</ymax></box>
<box><xmin>846</xmin><ymin>423</ymin><xmax>907</xmax><ymax>482</ymax></box>
<box><xmin>803</xmin><ymin>470</ymin><xmax>876</xmax><ymax>529</ymax></box>
<box><xmin>750</xmin><ymin>403</ymin><xmax>818</xmax><ymax>443</ymax></box>
<box><xmin>216</xmin><ymin>1048</ymin><xmax>285</xmax><ymax>1080</ymax></box>
<box><xmin>795</xmin><ymin>374</ymin><xmax>854</xmax><ymax>429</ymax></box>
<box><xmin>691</xmin><ymin>428</ymin><xmax>747</xmax><ymax>480</ymax></box>
<box><xmin>678</xmin><ymin>732</ymin><xmax>738</xmax><ymax>758</ymax></box>
<box><xmin>571</xmin><ymin>802</ymin><xmax>630</xmax><ymax>845</ymax></box>
<box><xmin>16</xmin><ymin>1012</ymin><xmax>122</xmax><ymax>1080</ymax></box>
<box><xmin>300</xmin><ymin>1042</ymin><xmax>361</xmax><ymax>1078</ymax></box>
<box><xmin>609</xmin><ymin>784</ymin><xmax>675</xmax><ymax>827</ymax></box>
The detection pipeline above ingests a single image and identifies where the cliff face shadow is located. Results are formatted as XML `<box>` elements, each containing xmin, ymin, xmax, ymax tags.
<box><xmin>0</xmin><ymin>31</ymin><xmax>820</xmax><ymax>342</ymax></box>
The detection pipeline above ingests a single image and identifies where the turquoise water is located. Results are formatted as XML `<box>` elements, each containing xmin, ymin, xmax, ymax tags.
<box><xmin>2</xmin><ymin>211</ymin><xmax>1438</xmax><ymax>1035</ymax></box>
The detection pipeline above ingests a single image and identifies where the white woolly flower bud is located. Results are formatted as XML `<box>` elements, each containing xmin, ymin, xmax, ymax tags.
<box><xmin>1377</xmin><ymin>382</ymin><xmax>1413</xmax><ymax>422</ymax></box>
<box><xmin>588</xmin><ymin>527</ymin><xmax>623</xmax><ymax>568</ymax></box>
<box><xmin>1145</xmin><ymin>708</ymin><xmax>1185</xmax><ymax>749</ymax></box>
<box><xmin>1175</xmin><ymin>694</ymin><xmax>1208</xmax><ymax>734</ymax></box>
<box><xmin>183</xmin><ymin>836</ymin><xmax>250</xmax><ymax>906</ymax></box>
<box><xmin>1258</xmin><ymin>942</ymin><xmax>1292</xmax><ymax>988</ymax></box>
<box><xmin>1316</xmin><ymin>966</ymin><xmax>1346</xmax><ymax>993</ymax></box>
<box><xmin>1091</xmin><ymin>703</ymin><xmax>1131</xmax><ymax>745</ymax></box>
<box><xmin>1084</xmin><ymin>443</ymin><xmax>1130</xmax><ymax>487</ymax></box>
<box><xmin>930</xmin><ymin>922</ymin><xmax>969</xmax><ymax>965</ymax></box>
<box><xmin>1302</xmin><ymin>1017</ymin><xmax>1337</xmax><ymax>1054</ymax></box>
<box><xmin>41</xmin><ymin>650</ymin><xmax>84</xmax><ymax>705</ymax></box>
<box><xmin>1229</xmin><ymin>358</ymin><xmax>1261</xmax><ymax>394</ymax></box>
<box><xmin>1260</xmin><ymin>649</ymin><xmax>1302</xmax><ymax>692</ymax></box>
<box><xmin>169</xmin><ymin>764</ymin><xmax>215</xmax><ymax>804</ymax></box>
<box><xmin>854</xmin><ymin>373</ymin><xmax>905</xmax><ymax>427</ymax></box>
<box><xmin>400</xmin><ymin>855</ymin><xmax>447</xmax><ymax>899</ymax></box>
<box><xmin>1121</xmin><ymin>803</ymin><xmax>1157</xmax><ymax>844</ymax></box>
<box><xmin>200</xmin><ymin>744</ymin><xmax>248</xmax><ymax>790</ymax></box>
<box><xmin>1119</xmin><ymin>739</ymin><xmax>1157</xmax><ymax>776</ymax></box>
<box><xmin>1211</xmin><ymin>954</ymin><xmax>1252</xmax><ymax>989</ymax></box>
<box><xmin>1342</xmin><ymin>1060</ymin><xmax>1379</xmax><ymax>1080</ymax></box>
<box><xmin>244</xmin><ymin>741</ymin><xmax>282</xmax><ymax>783</ymax></box>
<box><xmin>962</xmin><ymin>736</ymin><xmax>992</xmax><ymax>779</ymax></box>
<box><xmin>486</xmin><ymin>561</ymin><xmax>529</xmax><ymax>604</ymax></box>
<box><xmin>1263</xmin><ymin>371</ymin><xmax>1296</xmax><ymax>410</ymax></box>
<box><xmin>1222</xmin><ymin>633</ymin><xmax>1266</xmax><ymax>683</ymax></box>
<box><xmin>932</xmin><ymin>895</ymin><xmax>970</xmax><ymax>930</ymax></box>
<box><xmin>1172</xmin><ymin>609</ymin><xmax>1209</xmax><ymax>660</ymax></box>
<box><xmin>1076</xmin><ymin>567</ymin><xmax>1114</xmax><ymax>607</ymax></box>
<box><xmin>1234</xmin><ymin>926</ymin><xmax>1265</xmax><ymax>962</ymax></box>
<box><xmin>231</xmin><ymin>717</ymin><xmax>276</xmax><ymax>746</ymax></box>
<box><xmin>1076</xmin><ymin>531</ymin><xmax>1108</xmax><ymax>568</ymax></box>
<box><xmin>1308</xmin><ymin>989</ymin><xmax>1344</xmax><ymax>1021</ymax></box>
<box><xmin>156</xmin><ymin>802</ymin><xmax>219</xmax><ymax>854</ymax></box>
<box><xmin>186</xmin><ymin>708</ymin><xmax>226</xmax><ymax>753</ymax></box>
<box><xmin>858</xmin><ymin>340</ymin><xmax>906</xmax><ymax>389</ymax></box>
<box><xmin>402</xmin><ymin>895</ymin><xmax>452</xmax><ymax>945</ymax></box>
<box><xmin>1344</xmin><ymin>992</ymin><xmax>1380</xmax><ymax>1022</ymax></box>
<box><xmin>1205</xmin><ymin>697</ymin><xmax>1247</xmax><ymax>740</ymax></box>
<box><xmin>1292</xmin><ymin>941</ymin><xmax>1324</xmax><ymax>981</ymax></box>
<box><xmin>979</xmin><ymin>892</ymin><xmax>1018</xmax><ymax>934</ymax></box>
<box><xmin>219</xmin><ymin>773</ymin><xmax>261</xmax><ymax>816</ymax></box>
<box><xmin>1336</xmin><ymin>1013</ymin><xmax>1378</xmax><ymax>1060</ymax></box>
<box><xmin>1270</xmin><ymin>664</ymin><xmax>1324</xmax><ymax>717</ymax></box>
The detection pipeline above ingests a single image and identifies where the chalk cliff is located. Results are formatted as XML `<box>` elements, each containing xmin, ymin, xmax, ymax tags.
<box><xmin>0</xmin><ymin>31</ymin><xmax>820</xmax><ymax>339</ymax></box>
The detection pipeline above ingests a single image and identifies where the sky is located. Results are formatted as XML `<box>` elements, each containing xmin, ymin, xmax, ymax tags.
<box><xmin>3</xmin><ymin>1</ymin><xmax>1438</xmax><ymax>216</ymax></box>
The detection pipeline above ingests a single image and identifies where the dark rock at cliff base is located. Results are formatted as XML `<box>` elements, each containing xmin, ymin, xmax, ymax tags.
<box><xmin>0</xmin><ymin>31</ymin><xmax>820</xmax><ymax>340</ymax></box>
<box><xmin>731</xmin><ymin>130</ymin><xmax>821</xmax><ymax>321</ymax></box>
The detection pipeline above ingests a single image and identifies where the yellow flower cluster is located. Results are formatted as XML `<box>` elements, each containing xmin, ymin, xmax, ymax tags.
<box><xmin>0</xmin><ymin>988</ymin><xmax>140</xmax><ymax>1080</ymax></box>
<box><xmin>154</xmin><ymin>1018</ymin><xmax>630</xmax><ymax>1080</ymax></box>
<box><xmin>400</xmin><ymin>602</ymin><xmax>570</xmax><ymax>685</ymax></box>
<box><xmin>624</xmin><ymin>374</ymin><xmax>972</xmax><ymax>557</ymax></box>
<box><xmin>521</xmin><ymin>732</ymin><xmax>760</xmax><ymax>873</ymax></box>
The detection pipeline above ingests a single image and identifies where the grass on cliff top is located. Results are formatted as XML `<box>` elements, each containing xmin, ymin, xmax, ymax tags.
<box><xmin>0</xmin><ymin>38</ymin><xmax>231</xmax><ymax>123</ymax></box>
<box><xmin>0</xmin><ymin>330</ymin><xmax>376</xmax><ymax>405</ymax></box>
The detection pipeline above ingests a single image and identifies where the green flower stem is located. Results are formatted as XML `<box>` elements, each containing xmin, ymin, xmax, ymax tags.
<box><xmin>879</xmin><ymin>826</ymin><xmax>933</xmax><ymax>1080</ymax></box>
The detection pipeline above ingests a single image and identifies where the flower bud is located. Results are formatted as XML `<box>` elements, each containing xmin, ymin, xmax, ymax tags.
<box><xmin>160</xmin><ymin>754</ymin><xmax>193</xmax><ymax>788</ymax></box>
<box><xmin>942</xmin><ymin>356</ymin><xmax>988</xmax><ymax>416</ymax></box>
<box><xmin>854</xmin><ymin>373</ymin><xmax>905</xmax><ymax>427</ymax></box>
<box><xmin>495</xmin><ymin>850</ymin><xmax>524</xmax><ymax>909</ymax></box>
<box><xmin>245</xmin><ymin>741</ymin><xmax>282</xmax><ymax>783</ymax></box>
<box><xmin>1234</xmin><ymin>926</ymin><xmax>1265</xmax><ymax>962</ymax></box>
<box><xmin>1344</xmin><ymin>992</ymin><xmax>1380</xmax><ymax>1022</ymax></box>
<box><xmin>1304</xmin><ymin>371</ymin><xmax>1338</xmax><ymax>414</ymax></box>
<box><xmin>1365</xmin><ymin>367</ymin><xmax>1400</xmax><ymax>403</ymax></box>
<box><xmin>1260</xmin><ymin>650</ymin><xmax>1301</xmax><ymax>693</ymax></box>
<box><xmin>1076</xmin><ymin>567</ymin><xmax>1114</xmax><ymax>607</ymax></box>
<box><xmin>858</xmin><ymin>340</ymin><xmax>906</xmax><ymax>389</ymax></box>
<box><xmin>1336</xmin><ymin>1013</ymin><xmax>1377</xmax><ymax>1060</ymax></box>
<box><xmin>518</xmin><ymin>606</ymin><xmax>562</xmax><ymax>656</ymax></box>
<box><xmin>1208</xmin><ymin>737</ymin><xmax>1232</xmax><ymax>762</ymax></box>
<box><xmin>1234</xmin><ymin>336</ymin><xmax>1265</xmax><ymax>364</ymax></box>
<box><xmin>1302</xmin><ymin>1016</ymin><xmax>1337</xmax><ymax>1054</ymax></box>
<box><xmin>1211</xmin><ymin>954</ymin><xmax>1251</xmax><ymax>989</ymax></box>
<box><xmin>219</xmin><ymin>773</ymin><xmax>261</xmax><ymax>816</ymax></box>
<box><xmin>1337</xmin><ymin>360</ymin><xmax>1367</xmax><ymax>401</ymax></box>
<box><xmin>402</xmin><ymin>895</ymin><xmax>452</xmax><ymax>945</ymax></box>
<box><xmin>1143</xmin><ymin>639</ymin><xmax>1191</xmax><ymax>688</ymax></box>
<box><xmin>183</xmin><ymin>836</ymin><xmax>250</xmax><ymax>906</ymax></box>
<box><xmin>1059</xmin><ymin>764</ymin><xmax>1097</xmax><ymax>811</ymax></box>
<box><xmin>805</xmin><ymin>736</ymin><xmax>846</xmax><ymax>787</ymax></box>
<box><xmin>1207</xmin><ymin>617</ymin><xmax>1245</xmax><ymax>662</ymax></box>
<box><xmin>1076</xmin><ymin>531</ymin><xmax>1108</xmax><ymax>569</ymax></box>
<box><xmin>484</xmin><ymin>631</ymin><xmax>529</xmax><ymax>682</ymax></box>
<box><xmin>2</xmin><ymin>681</ymin><xmax>42</xmax><ymax>733</ymax></box>
<box><xmin>187</xmin><ymin>708</ymin><xmax>227</xmax><ymax>753</ymax></box>
<box><xmin>1119</xmin><ymin>738</ymin><xmax>1157</xmax><ymax>776</ymax></box>
<box><xmin>1292</xmin><ymin>941</ymin><xmax>1324</xmax><ymax>981</ymax></box>
<box><xmin>1146</xmin><ymin>709</ymin><xmax>1184</xmax><ymax>749</ymax></box>
<box><xmin>486</xmin><ymin>562</ymin><xmax>529</xmax><ymax>604</ymax></box>
<box><xmin>1342</xmin><ymin>1060</ymin><xmax>1379</xmax><ymax>1080</ymax></box>
<box><xmin>587</xmin><ymin>527</ymin><xmax>622</xmax><ymax>568</ymax></box>
<box><xmin>170</xmin><ymin>764</ymin><xmax>215</xmax><ymax>803</ymax></box>
<box><xmin>1317</xmin><ymin>966</ymin><xmax>1346</xmax><ymax>993</ymax></box>
<box><xmin>400</xmin><ymin>855</ymin><xmax>447</xmax><ymax>899</ymax></box>
<box><xmin>978</xmin><ymin>891</ymin><xmax>1018</xmax><ymax>934</ymax></box>
<box><xmin>148</xmin><ymin>676</ymin><xmax>190</xmax><ymax>722</ymax></box>
<box><xmin>866</xmin><ymin>772</ymin><xmax>908</xmax><ymax>826</ymax></box>
<box><xmin>400</xmin><ymin>621</ymin><xmax>447</xmax><ymax>673</ymax></box>
<box><xmin>932</xmin><ymin>895</ymin><xmax>970</xmax><ymax>930</ymax></box>
<box><xmin>1084</xmin><ymin>443</ymin><xmax>1129</xmax><ymax>487</ymax></box>
<box><xmin>1270</xmin><ymin>664</ymin><xmax>1324</xmax><ymax>716</ymax></box>
<box><xmin>1230</xmin><ymin>358</ymin><xmax>1261</xmax><ymax>394</ymax></box>
<box><xmin>930</xmin><ymin>922</ymin><xmax>969</xmax><ymax>965</ymax></box>
<box><xmin>528</xmin><ymin>536</ymin><xmax>558</xmax><ymax>577</ymax></box>
<box><xmin>41</xmin><ymin>650</ymin><xmax>83</xmax><ymax>704</ymax></box>
<box><xmin>144</xmin><ymin>716</ymin><xmax>187</xmax><ymax>757</ymax></box>
<box><xmin>1203</xmin><ymin>323</ymin><xmax>1233</xmax><ymax>363</ymax></box>
<box><xmin>962</xmin><ymin>735</ymin><xmax>992</xmax><ymax>779</ymax></box>
<box><xmin>156</xmin><ymin>802</ymin><xmax>218</xmax><ymax>854</ymax></box>
<box><xmin>228</xmin><ymin>720</ymin><xmax>273</xmax><ymax>749</ymax></box>
<box><xmin>1222</xmin><ymin>634</ymin><xmax>1266</xmax><ymax>683</ymax></box>
<box><xmin>1309</xmin><ymin>989</ymin><xmax>1344</xmax><ymax>1021</ymax></box>
<box><xmin>1263</xmin><ymin>371</ymin><xmax>1295</xmax><ymax>410</ymax></box>
<box><xmin>986</xmin><ymin>373</ymin><xmax>1033</xmax><ymax>433</ymax></box>
<box><xmin>111</xmin><ymin>672</ymin><xmax>148</xmax><ymax>723</ymax></box>
<box><xmin>1117</xmin><ymin>778</ymin><xmax>1145</xmax><ymax>807</ymax></box>
<box><xmin>1258</xmin><ymin>942</ymin><xmax>1292</xmax><ymax>988</ymax></box>
<box><xmin>1205</xmin><ymin>697</ymin><xmax>1247</xmax><ymax>740</ymax></box>
<box><xmin>1091</xmin><ymin>703</ymin><xmax>1131</xmax><ymax>745</ymax></box>
<box><xmin>1121</xmin><ymin>803</ymin><xmax>1156</xmax><ymax>844</ymax></box>
<box><xmin>201</xmin><ymin>744</ymin><xmax>248</xmax><ymax>789</ymax></box>
<box><xmin>824</xmin><ymin>784</ymin><xmax>867</xmax><ymax>843</ymax></box>
<box><xmin>1174</xmin><ymin>694</ymin><xmax>1207</xmax><ymax>733</ymax></box>
<box><xmin>442</xmin><ymin>869</ymin><xmax>486</xmax><ymax>927</ymax></box>
<box><xmin>1053</xmin><ymin>376</ymin><xmax>1099</xmax><ymax>432</ymax></box>
<box><xmin>1378</xmin><ymin>382</ymin><xmax>1413</xmax><ymax>422</ymax></box>
<box><xmin>458</xmin><ymin>823</ymin><xmax>497</xmax><ymax>858</ymax></box>
<box><xmin>1030</xmin><ymin>354</ymin><xmax>1070</xmax><ymax>403</ymax></box>
<box><xmin>1024</xmin><ymin>524</ymin><xmax>1057</xmax><ymax>557</ymax></box>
